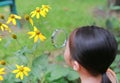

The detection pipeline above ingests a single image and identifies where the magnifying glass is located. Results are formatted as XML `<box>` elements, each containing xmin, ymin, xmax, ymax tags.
<box><xmin>51</xmin><ymin>29</ymin><xmax>68</xmax><ymax>48</ymax></box>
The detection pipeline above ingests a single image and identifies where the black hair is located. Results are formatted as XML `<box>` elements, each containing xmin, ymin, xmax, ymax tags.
<box><xmin>69</xmin><ymin>26</ymin><xmax>118</xmax><ymax>83</ymax></box>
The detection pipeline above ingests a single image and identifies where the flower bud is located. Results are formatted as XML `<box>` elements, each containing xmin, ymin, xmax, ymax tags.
<box><xmin>12</xmin><ymin>34</ymin><xmax>17</xmax><ymax>39</ymax></box>
<box><xmin>24</xmin><ymin>15</ymin><xmax>30</xmax><ymax>20</ymax></box>
<box><xmin>0</xmin><ymin>60</ymin><xmax>6</xmax><ymax>65</ymax></box>
<box><xmin>0</xmin><ymin>15</ymin><xmax>4</xmax><ymax>19</ymax></box>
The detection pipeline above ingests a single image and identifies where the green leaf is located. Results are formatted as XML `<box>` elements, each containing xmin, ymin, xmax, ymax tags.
<box><xmin>55</xmin><ymin>55</ymin><xmax>64</xmax><ymax>62</ymax></box>
<box><xmin>4</xmin><ymin>38</ymin><xmax>12</xmax><ymax>48</ymax></box>
<box><xmin>114</xmin><ymin>68</ymin><xmax>120</xmax><ymax>73</ymax></box>
<box><xmin>17</xmin><ymin>55</ymin><xmax>28</xmax><ymax>65</ymax></box>
<box><xmin>3</xmin><ymin>72</ymin><xmax>16</xmax><ymax>83</ymax></box>
<box><xmin>105</xmin><ymin>19</ymin><xmax>113</xmax><ymax>29</ymax></box>
<box><xmin>6</xmin><ymin>56</ymin><xmax>20</xmax><ymax>64</ymax></box>
<box><xmin>31</xmin><ymin>66</ymin><xmax>43</xmax><ymax>79</ymax></box>
<box><xmin>15</xmin><ymin>46</ymin><xmax>32</xmax><ymax>56</ymax></box>
<box><xmin>52</xmin><ymin>78</ymin><xmax>68</xmax><ymax>83</ymax></box>
<box><xmin>111</xmin><ymin>62</ymin><xmax>116</xmax><ymax>68</ymax></box>
<box><xmin>110</xmin><ymin>6</ymin><xmax>120</xmax><ymax>10</ymax></box>
<box><xmin>32</xmin><ymin>40</ymin><xmax>40</xmax><ymax>52</ymax></box>
<box><xmin>7</xmin><ymin>54</ymin><xmax>28</xmax><ymax>65</ymax></box>
<box><xmin>32</xmin><ymin>54</ymin><xmax>48</xmax><ymax>67</ymax></box>
<box><xmin>118</xmin><ymin>45</ymin><xmax>120</xmax><ymax>51</ymax></box>
<box><xmin>22</xmin><ymin>74</ymin><xmax>38</xmax><ymax>83</ymax></box>
<box><xmin>116</xmin><ymin>73</ymin><xmax>120</xmax><ymax>81</ymax></box>
<box><xmin>48</xmin><ymin>64</ymin><xmax>69</xmax><ymax>81</ymax></box>
<box><xmin>31</xmin><ymin>55</ymin><xmax>49</xmax><ymax>79</ymax></box>
<box><xmin>67</xmin><ymin>68</ymin><xmax>79</xmax><ymax>81</ymax></box>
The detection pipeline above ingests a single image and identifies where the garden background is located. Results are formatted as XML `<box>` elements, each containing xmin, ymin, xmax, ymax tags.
<box><xmin>0</xmin><ymin>0</ymin><xmax>120</xmax><ymax>83</ymax></box>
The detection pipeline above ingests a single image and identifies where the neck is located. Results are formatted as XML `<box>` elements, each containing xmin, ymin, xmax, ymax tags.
<box><xmin>78</xmin><ymin>69</ymin><xmax>102</xmax><ymax>83</ymax></box>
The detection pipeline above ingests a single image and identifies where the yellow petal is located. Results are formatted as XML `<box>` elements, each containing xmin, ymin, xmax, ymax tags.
<box><xmin>2</xmin><ymin>24</ymin><xmax>11</xmax><ymax>32</ymax></box>
<box><xmin>36</xmin><ymin>7</ymin><xmax>40</xmax><ymax>10</ymax></box>
<box><xmin>0</xmin><ymin>75</ymin><xmax>3</xmax><ymax>81</ymax></box>
<box><xmin>6</xmin><ymin>18</ymin><xmax>12</xmax><ymax>24</ymax></box>
<box><xmin>19</xmin><ymin>72</ymin><xmax>24</xmax><ymax>80</ymax></box>
<box><xmin>46</xmin><ymin>9</ymin><xmax>49</xmax><ymax>12</ymax></box>
<box><xmin>27</xmin><ymin>31</ymin><xmax>34</xmax><ymax>35</ymax></box>
<box><xmin>36</xmin><ymin>13</ymin><xmax>40</xmax><ymax>19</ymax></box>
<box><xmin>31</xmin><ymin>11</ymin><xmax>36</xmax><ymax>18</ymax></box>
<box><xmin>30</xmin><ymin>10</ymin><xmax>35</xmax><ymax>15</ymax></box>
<box><xmin>5</xmin><ymin>27</ymin><xmax>11</xmax><ymax>32</ymax></box>
<box><xmin>2</xmin><ymin>24</ymin><xmax>8</xmax><ymax>28</ymax></box>
<box><xmin>23</xmin><ymin>71</ymin><xmax>28</xmax><ymax>76</ymax></box>
<box><xmin>0</xmin><ymin>68</ymin><xmax>5</xmax><ymax>72</ymax></box>
<box><xmin>39</xmin><ymin>34</ymin><xmax>46</xmax><ymax>41</ymax></box>
<box><xmin>42</xmin><ymin>5</ymin><xmax>51</xmax><ymax>12</ymax></box>
<box><xmin>0</xmin><ymin>71</ymin><xmax>5</xmax><ymax>75</ymax></box>
<box><xmin>0</xmin><ymin>37</ymin><xmax>1</xmax><ymax>39</ymax></box>
<box><xmin>12</xmin><ymin>19</ymin><xmax>16</xmax><ymax>25</ymax></box>
<box><xmin>27</xmin><ymin>32</ymin><xmax>35</xmax><ymax>38</ymax></box>
<box><xmin>42</xmin><ymin>8</ymin><xmax>48</xmax><ymax>13</ymax></box>
<box><xmin>24</xmin><ymin>67</ymin><xmax>31</xmax><ymax>72</ymax></box>
<box><xmin>14</xmin><ymin>15</ymin><xmax>21</xmax><ymax>19</ymax></box>
<box><xmin>29</xmin><ymin>18</ymin><xmax>34</xmax><ymax>26</ymax></box>
<box><xmin>29</xmin><ymin>34</ymin><xmax>35</xmax><ymax>39</ymax></box>
<box><xmin>16</xmin><ymin>64</ymin><xmax>20</xmax><ymax>69</ymax></box>
<box><xmin>40</xmin><ymin>11</ymin><xmax>46</xmax><ymax>17</ymax></box>
<box><xmin>34</xmin><ymin>35</ymin><xmax>39</xmax><ymax>43</ymax></box>
<box><xmin>12</xmin><ymin>69</ymin><xmax>19</xmax><ymax>73</ymax></box>
<box><xmin>16</xmin><ymin>72</ymin><xmax>20</xmax><ymax>78</ymax></box>
<box><xmin>21</xmin><ymin>65</ymin><xmax>24</xmax><ymax>68</ymax></box>
<box><xmin>34</xmin><ymin>26</ymin><xmax>38</xmax><ymax>32</ymax></box>
<box><xmin>1</xmin><ymin>26</ymin><xmax>4</xmax><ymax>31</ymax></box>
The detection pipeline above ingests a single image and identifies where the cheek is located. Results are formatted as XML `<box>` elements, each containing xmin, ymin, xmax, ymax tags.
<box><xmin>64</xmin><ymin>48</ymin><xmax>72</xmax><ymax>66</ymax></box>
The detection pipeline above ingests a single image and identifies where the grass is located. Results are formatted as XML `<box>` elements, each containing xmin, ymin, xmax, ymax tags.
<box><xmin>0</xmin><ymin>0</ymin><xmax>120</xmax><ymax>82</ymax></box>
<box><xmin>0</xmin><ymin>0</ymin><xmax>106</xmax><ymax>57</ymax></box>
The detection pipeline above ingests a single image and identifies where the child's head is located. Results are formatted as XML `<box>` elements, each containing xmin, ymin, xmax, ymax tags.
<box><xmin>64</xmin><ymin>26</ymin><xmax>118</xmax><ymax>82</ymax></box>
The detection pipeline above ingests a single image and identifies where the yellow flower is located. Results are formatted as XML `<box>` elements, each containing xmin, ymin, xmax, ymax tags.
<box><xmin>0</xmin><ymin>14</ymin><xmax>4</xmax><ymax>19</ymax></box>
<box><xmin>0</xmin><ymin>36</ymin><xmax>2</xmax><ymax>41</ymax></box>
<box><xmin>0</xmin><ymin>60</ymin><xmax>6</xmax><ymax>65</ymax></box>
<box><xmin>0</xmin><ymin>68</ymin><xmax>5</xmax><ymax>81</ymax></box>
<box><xmin>41</xmin><ymin>5</ymin><xmax>51</xmax><ymax>13</ymax></box>
<box><xmin>24</xmin><ymin>14</ymin><xmax>34</xmax><ymax>26</ymax></box>
<box><xmin>27</xmin><ymin>26</ymin><xmax>46</xmax><ymax>43</ymax></box>
<box><xmin>30</xmin><ymin>7</ymin><xmax>46</xmax><ymax>19</ymax></box>
<box><xmin>12</xmin><ymin>65</ymin><xmax>31</xmax><ymax>80</ymax></box>
<box><xmin>6</xmin><ymin>14</ymin><xmax>21</xmax><ymax>25</ymax></box>
<box><xmin>0</xmin><ymin>22</ymin><xmax>11</xmax><ymax>32</ymax></box>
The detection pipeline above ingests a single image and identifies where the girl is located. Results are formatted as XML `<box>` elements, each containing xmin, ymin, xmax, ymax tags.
<box><xmin>64</xmin><ymin>26</ymin><xmax>118</xmax><ymax>83</ymax></box>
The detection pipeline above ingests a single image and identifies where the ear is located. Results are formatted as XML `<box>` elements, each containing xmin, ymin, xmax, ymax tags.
<box><xmin>72</xmin><ymin>61</ymin><xmax>81</xmax><ymax>71</ymax></box>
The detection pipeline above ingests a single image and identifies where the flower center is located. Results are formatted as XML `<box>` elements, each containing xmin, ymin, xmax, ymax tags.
<box><xmin>36</xmin><ymin>30</ymin><xmax>40</xmax><ymax>35</ymax></box>
<box><xmin>44</xmin><ymin>6</ymin><xmax>48</xmax><ymax>8</ymax></box>
<box><xmin>12</xmin><ymin>34</ymin><xmax>17</xmax><ymax>39</ymax></box>
<box><xmin>25</xmin><ymin>15</ymin><xmax>29</xmax><ymax>20</ymax></box>
<box><xmin>0</xmin><ymin>15</ymin><xmax>4</xmax><ymax>19</ymax></box>
<box><xmin>11</xmin><ymin>15</ymin><xmax>15</xmax><ymax>18</ymax></box>
<box><xmin>0</xmin><ymin>60</ymin><xmax>6</xmax><ymax>65</ymax></box>
<box><xmin>36</xmin><ymin>8</ymin><xmax>40</xmax><ymax>12</ymax></box>
<box><xmin>19</xmin><ymin>67</ymin><xmax>24</xmax><ymax>72</ymax></box>
<box><xmin>0</xmin><ymin>23</ymin><xmax>2</xmax><ymax>26</ymax></box>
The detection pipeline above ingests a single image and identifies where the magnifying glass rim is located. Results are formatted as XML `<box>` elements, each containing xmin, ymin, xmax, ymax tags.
<box><xmin>51</xmin><ymin>29</ymin><xmax>67</xmax><ymax>48</ymax></box>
